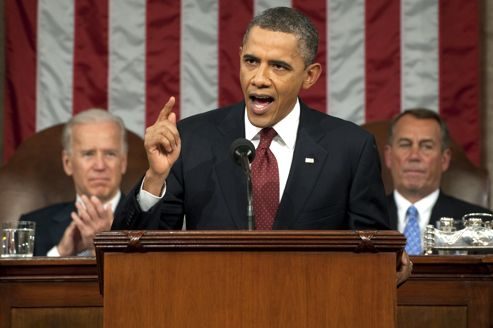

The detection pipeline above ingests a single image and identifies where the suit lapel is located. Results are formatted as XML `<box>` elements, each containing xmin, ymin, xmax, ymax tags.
<box><xmin>429</xmin><ymin>191</ymin><xmax>445</xmax><ymax>228</ymax></box>
<box><xmin>116</xmin><ymin>194</ymin><xmax>125</xmax><ymax>212</ymax></box>
<box><xmin>213</xmin><ymin>103</ymin><xmax>249</xmax><ymax>229</ymax></box>
<box><xmin>274</xmin><ymin>105</ymin><xmax>328</xmax><ymax>229</ymax></box>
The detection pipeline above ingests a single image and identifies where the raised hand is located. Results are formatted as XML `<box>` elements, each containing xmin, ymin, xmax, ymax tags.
<box><xmin>56</xmin><ymin>195</ymin><xmax>114</xmax><ymax>256</ymax></box>
<box><xmin>56</xmin><ymin>221</ymin><xmax>81</xmax><ymax>256</ymax></box>
<box><xmin>143</xmin><ymin>96</ymin><xmax>181</xmax><ymax>196</ymax></box>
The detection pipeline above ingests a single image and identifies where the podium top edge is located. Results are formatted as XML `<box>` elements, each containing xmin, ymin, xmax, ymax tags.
<box><xmin>97</xmin><ymin>230</ymin><xmax>403</xmax><ymax>236</ymax></box>
<box><xmin>94</xmin><ymin>230</ymin><xmax>406</xmax><ymax>252</ymax></box>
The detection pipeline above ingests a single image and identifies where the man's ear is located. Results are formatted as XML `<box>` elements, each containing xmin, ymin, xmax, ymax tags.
<box><xmin>302</xmin><ymin>63</ymin><xmax>322</xmax><ymax>90</ymax></box>
<box><xmin>62</xmin><ymin>150</ymin><xmax>73</xmax><ymax>176</ymax></box>
<box><xmin>384</xmin><ymin>144</ymin><xmax>392</xmax><ymax>170</ymax></box>
<box><xmin>121</xmin><ymin>154</ymin><xmax>128</xmax><ymax>175</ymax></box>
<box><xmin>441</xmin><ymin>148</ymin><xmax>451</xmax><ymax>172</ymax></box>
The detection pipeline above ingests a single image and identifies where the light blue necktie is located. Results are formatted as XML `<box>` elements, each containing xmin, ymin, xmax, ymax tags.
<box><xmin>404</xmin><ymin>205</ymin><xmax>422</xmax><ymax>255</ymax></box>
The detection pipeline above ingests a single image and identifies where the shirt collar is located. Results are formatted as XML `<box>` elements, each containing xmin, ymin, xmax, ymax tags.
<box><xmin>244</xmin><ymin>98</ymin><xmax>300</xmax><ymax>149</ymax></box>
<box><xmin>75</xmin><ymin>190</ymin><xmax>121</xmax><ymax>212</ymax></box>
<box><xmin>394</xmin><ymin>189</ymin><xmax>439</xmax><ymax>215</ymax></box>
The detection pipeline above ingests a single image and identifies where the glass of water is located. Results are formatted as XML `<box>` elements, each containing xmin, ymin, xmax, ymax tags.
<box><xmin>1</xmin><ymin>221</ymin><xmax>36</xmax><ymax>257</ymax></box>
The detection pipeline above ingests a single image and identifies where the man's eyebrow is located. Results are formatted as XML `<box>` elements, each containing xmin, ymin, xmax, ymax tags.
<box><xmin>242</xmin><ymin>54</ymin><xmax>258</xmax><ymax>61</ymax></box>
<box><xmin>241</xmin><ymin>55</ymin><xmax>292</xmax><ymax>69</ymax></box>
<box><xmin>419</xmin><ymin>139</ymin><xmax>435</xmax><ymax>144</ymax></box>
<box><xmin>269</xmin><ymin>60</ymin><xmax>292</xmax><ymax>70</ymax></box>
<box><xmin>396</xmin><ymin>137</ymin><xmax>435</xmax><ymax>144</ymax></box>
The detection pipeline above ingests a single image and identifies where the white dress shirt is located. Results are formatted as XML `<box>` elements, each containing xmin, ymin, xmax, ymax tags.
<box><xmin>244</xmin><ymin>100</ymin><xmax>299</xmax><ymax>201</ymax></box>
<box><xmin>47</xmin><ymin>191</ymin><xmax>121</xmax><ymax>257</ymax></box>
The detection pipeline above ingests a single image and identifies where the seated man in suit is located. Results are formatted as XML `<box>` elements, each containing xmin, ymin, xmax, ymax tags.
<box><xmin>21</xmin><ymin>109</ymin><xmax>128</xmax><ymax>256</ymax></box>
<box><xmin>113</xmin><ymin>7</ymin><xmax>412</xmax><ymax>284</ymax></box>
<box><xmin>384</xmin><ymin>108</ymin><xmax>491</xmax><ymax>255</ymax></box>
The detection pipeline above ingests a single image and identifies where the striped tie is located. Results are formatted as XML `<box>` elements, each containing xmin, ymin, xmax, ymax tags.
<box><xmin>404</xmin><ymin>205</ymin><xmax>422</xmax><ymax>255</ymax></box>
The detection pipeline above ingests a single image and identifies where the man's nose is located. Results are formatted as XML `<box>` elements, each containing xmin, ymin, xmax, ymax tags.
<box><xmin>251</xmin><ymin>64</ymin><xmax>271</xmax><ymax>87</ymax></box>
<box><xmin>408</xmin><ymin>145</ymin><xmax>422</xmax><ymax>160</ymax></box>
<box><xmin>93</xmin><ymin>153</ymin><xmax>107</xmax><ymax>169</ymax></box>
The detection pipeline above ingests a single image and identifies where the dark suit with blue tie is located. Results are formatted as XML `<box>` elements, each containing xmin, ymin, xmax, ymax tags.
<box><xmin>387</xmin><ymin>191</ymin><xmax>492</xmax><ymax>230</ymax></box>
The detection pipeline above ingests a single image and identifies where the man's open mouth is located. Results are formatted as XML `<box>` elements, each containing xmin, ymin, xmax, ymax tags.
<box><xmin>249</xmin><ymin>95</ymin><xmax>274</xmax><ymax>113</ymax></box>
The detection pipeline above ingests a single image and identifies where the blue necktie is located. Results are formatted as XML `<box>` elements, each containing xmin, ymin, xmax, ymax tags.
<box><xmin>404</xmin><ymin>205</ymin><xmax>422</xmax><ymax>255</ymax></box>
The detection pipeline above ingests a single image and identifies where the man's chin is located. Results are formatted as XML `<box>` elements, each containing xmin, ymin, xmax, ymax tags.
<box><xmin>88</xmin><ymin>189</ymin><xmax>113</xmax><ymax>202</ymax></box>
<box><xmin>400</xmin><ymin>180</ymin><xmax>425</xmax><ymax>193</ymax></box>
<box><xmin>404</xmin><ymin>185</ymin><xmax>421</xmax><ymax>192</ymax></box>
<box><xmin>248</xmin><ymin>118</ymin><xmax>270</xmax><ymax>128</ymax></box>
<box><xmin>246</xmin><ymin>110</ymin><xmax>273</xmax><ymax>128</ymax></box>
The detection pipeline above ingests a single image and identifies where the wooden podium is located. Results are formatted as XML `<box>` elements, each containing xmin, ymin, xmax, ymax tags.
<box><xmin>95</xmin><ymin>230</ymin><xmax>405</xmax><ymax>328</ymax></box>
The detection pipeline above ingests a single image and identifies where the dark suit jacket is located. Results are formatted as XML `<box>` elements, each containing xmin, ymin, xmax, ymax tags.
<box><xmin>21</xmin><ymin>195</ymin><xmax>124</xmax><ymax>256</ymax></box>
<box><xmin>387</xmin><ymin>191</ymin><xmax>492</xmax><ymax>230</ymax></box>
<box><xmin>113</xmin><ymin>101</ymin><xmax>390</xmax><ymax>231</ymax></box>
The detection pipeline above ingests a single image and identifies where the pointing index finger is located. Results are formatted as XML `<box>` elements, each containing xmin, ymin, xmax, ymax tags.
<box><xmin>157</xmin><ymin>96</ymin><xmax>176</xmax><ymax>122</ymax></box>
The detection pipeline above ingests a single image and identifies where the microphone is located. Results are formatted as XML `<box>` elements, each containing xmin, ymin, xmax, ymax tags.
<box><xmin>230</xmin><ymin>138</ymin><xmax>256</xmax><ymax>230</ymax></box>
<box><xmin>230</xmin><ymin>138</ymin><xmax>255</xmax><ymax>173</ymax></box>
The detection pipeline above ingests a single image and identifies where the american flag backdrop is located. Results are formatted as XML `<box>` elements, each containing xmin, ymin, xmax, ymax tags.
<box><xmin>4</xmin><ymin>0</ymin><xmax>481</xmax><ymax>164</ymax></box>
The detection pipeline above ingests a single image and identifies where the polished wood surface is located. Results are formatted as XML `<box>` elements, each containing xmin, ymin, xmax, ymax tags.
<box><xmin>104</xmin><ymin>251</ymin><xmax>396</xmax><ymax>327</ymax></box>
<box><xmin>398</xmin><ymin>255</ymin><xmax>493</xmax><ymax>328</ymax></box>
<box><xmin>2</xmin><ymin>254</ymin><xmax>493</xmax><ymax>327</ymax></box>
<box><xmin>96</xmin><ymin>230</ymin><xmax>404</xmax><ymax>328</ymax></box>
<box><xmin>0</xmin><ymin>258</ymin><xmax>102</xmax><ymax>328</ymax></box>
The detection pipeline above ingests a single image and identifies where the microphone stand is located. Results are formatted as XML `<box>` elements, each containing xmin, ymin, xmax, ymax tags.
<box><xmin>239</xmin><ymin>155</ymin><xmax>255</xmax><ymax>231</ymax></box>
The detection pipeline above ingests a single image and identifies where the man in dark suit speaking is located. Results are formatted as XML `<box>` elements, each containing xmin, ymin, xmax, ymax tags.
<box><xmin>112</xmin><ymin>7</ymin><xmax>411</xmax><ymax>283</ymax></box>
<box><xmin>21</xmin><ymin>109</ymin><xmax>128</xmax><ymax>256</ymax></box>
<box><xmin>384</xmin><ymin>108</ymin><xmax>491</xmax><ymax>255</ymax></box>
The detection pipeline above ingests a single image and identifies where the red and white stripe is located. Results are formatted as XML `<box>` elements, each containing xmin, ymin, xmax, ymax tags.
<box><xmin>4</xmin><ymin>0</ymin><xmax>481</xmax><ymax>164</ymax></box>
